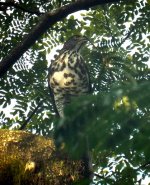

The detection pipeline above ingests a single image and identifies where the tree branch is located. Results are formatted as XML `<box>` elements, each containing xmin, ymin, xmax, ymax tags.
<box><xmin>0</xmin><ymin>2</ymin><xmax>42</xmax><ymax>16</ymax></box>
<box><xmin>0</xmin><ymin>0</ymin><xmax>120</xmax><ymax>78</ymax></box>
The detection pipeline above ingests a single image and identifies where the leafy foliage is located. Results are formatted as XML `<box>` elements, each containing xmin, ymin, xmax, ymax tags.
<box><xmin>0</xmin><ymin>0</ymin><xmax>150</xmax><ymax>184</ymax></box>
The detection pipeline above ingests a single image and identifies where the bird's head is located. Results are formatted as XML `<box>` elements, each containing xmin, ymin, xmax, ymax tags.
<box><xmin>63</xmin><ymin>35</ymin><xmax>88</xmax><ymax>52</ymax></box>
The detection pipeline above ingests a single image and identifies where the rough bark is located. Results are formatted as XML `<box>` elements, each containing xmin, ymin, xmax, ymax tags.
<box><xmin>0</xmin><ymin>129</ymin><xmax>88</xmax><ymax>185</ymax></box>
<box><xmin>0</xmin><ymin>0</ymin><xmax>120</xmax><ymax>78</ymax></box>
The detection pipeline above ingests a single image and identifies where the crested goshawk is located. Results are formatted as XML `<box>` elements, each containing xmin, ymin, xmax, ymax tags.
<box><xmin>48</xmin><ymin>35</ymin><xmax>91</xmax><ymax>117</ymax></box>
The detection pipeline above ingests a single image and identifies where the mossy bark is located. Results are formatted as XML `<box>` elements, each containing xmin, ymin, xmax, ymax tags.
<box><xmin>0</xmin><ymin>129</ymin><xmax>86</xmax><ymax>185</ymax></box>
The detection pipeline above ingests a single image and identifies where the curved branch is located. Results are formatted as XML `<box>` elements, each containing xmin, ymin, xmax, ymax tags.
<box><xmin>0</xmin><ymin>0</ymin><xmax>120</xmax><ymax>78</ymax></box>
<box><xmin>0</xmin><ymin>2</ymin><xmax>42</xmax><ymax>15</ymax></box>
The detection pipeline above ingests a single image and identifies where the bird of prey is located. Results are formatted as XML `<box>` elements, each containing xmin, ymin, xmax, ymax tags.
<box><xmin>48</xmin><ymin>35</ymin><xmax>91</xmax><ymax>117</ymax></box>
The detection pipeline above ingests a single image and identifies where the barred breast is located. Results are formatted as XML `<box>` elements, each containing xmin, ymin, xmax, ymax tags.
<box><xmin>49</xmin><ymin>50</ymin><xmax>90</xmax><ymax>117</ymax></box>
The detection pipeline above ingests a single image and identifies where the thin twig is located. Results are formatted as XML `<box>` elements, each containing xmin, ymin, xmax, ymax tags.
<box><xmin>19</xmin><ymin>99</ymin><xmax>43</xmax><ymax>130</ymax></box>
<box><xmin>94</xmin><ymin>172</ymin><xmax>105</xmax><ymax>179</ymax></box>
<box><xmin>118</xmin><ymin>26</ymin><xmax>134</xmax><ymax>47</ymax></box>
<box><xmin>137</xmin><ymin>161</ymin><xmax>150</xmax><ymax>170</ymax></box>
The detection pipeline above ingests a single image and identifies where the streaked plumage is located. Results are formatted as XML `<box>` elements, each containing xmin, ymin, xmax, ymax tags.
<box><xmin>48</xmin><ymin>35</ymin><xmax>91</xmax><ymax>117</ymax></box>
